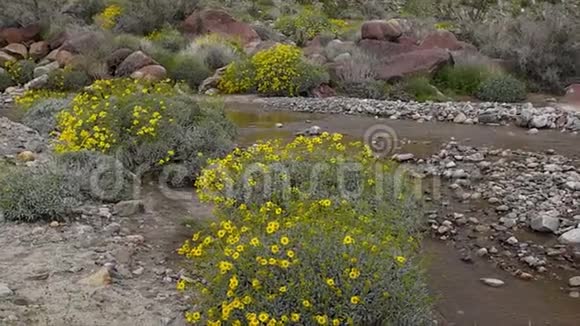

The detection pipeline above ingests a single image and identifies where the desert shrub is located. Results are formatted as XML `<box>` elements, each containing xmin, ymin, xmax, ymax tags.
<box><xmin>55</xmin><ymin>79</ymin><xmax>236</xmax><ymax>177</ymax></box>
<box><xmin>0</xmin><ymin>70</ymin><xmax>15</xmax><ymax>92</ymax></box>
<box><xmin>476</xmin><ymin>74</ymin><xmax>526</xmax><ymax>102</ymax></box>
<box><xmin>252</xmin><ymin>44</ymin><xmax>322</xmax><ymax>96</ymax></box>
<box><xmin>274</xmin><ymin>6</ymin><xmax>346</xmax><ymax>45</ymax></box>
<box><xmin>188</xmin><ymin>34</ymin><xmax>243</xmax><ymax>70</ymax></box>
<box><xmin>433</xmin><ymin>64</ymin><xmax>492</xmax><ymax>96</ymax></box>
<box><xmin>113</xmin><ymin>33</ymin><xmax>145</xmax><ymax>51</ymax></box>
<box><xmin>146</xmin><ymin>27</ymin><xmax>189</xmax><ymax>52</ymax></box>
<box><xmin>470</xmin><ymin>4</ymin><xmax>580</xmax><ymax>92</ymax></box>
<box><xmin>47</xmin><ymin>68</ymin><xmax>91</xmax><ymax>92</ymax></box>
<box><xmin>113</xmin><ymin>0</ymin><xmax>200</xmax><ymax>35</ymax></box>
<box><xmin>55</xmin><ymin>151</ymin><xmax>134</xmax><ymax>202</ymax></box>
<box><xmin>179</xmin><ymin>135</ymin><xmax>432</xmax><ymax>325</ymax></box>
<box><xmin>251</xmin><ymin>22</ymin><xmax>286</xmax><ymax>42</ymax></box>
<box><xmin>0</xmin><ymin>165</ymin><xmax>80</xmax><ymax>222</ymax></box>
<box><xmin>219</xmin><ymin>44</ymin><xmax>326</xmax><ymax>96</ymax></box>
<box><xmin>335</xmin><ymin>80</ymin><xmax>391</xmax><ymax>100</ymax></box>
<box><xmin>15</xmin><ymin>89</ymin><xmax>68</xmax><ymax>110</ymax></box>
<box><xmin>218</xmin><ymin>59</ymin><xmax>257</xmax><ymax>94</ymax></box>
<box><xmin>4</xmin><ymin>60</ymin><xmax>35</xmax><ymax>85</ymax></box>
<box><xmin>404</xmin><ymin>76</ymin><xmax>447</xmax><ymax>102</ymax></box>
<box><xmin>94</xmin><ymin>3</ymin><xmax>122</xmax><ymax>29</ymax></box>
<box><xmin>164</xmin><ymin>53</ymin><xmax>212</xmax><ymax>90</ymax></box>
<box><xmin>22</xmin><ymin>97</ymin><xmax>72</xmax><ymax>136</ymax></box>
<box><xmin>0</xmin><ymin>0</ymin><xmax>75</xmax><ymax>27</ymax></box>
<box><xmin>332</xmin><ymin>49</ymin><xmax>377</xmax><ymax>83</ymax></box>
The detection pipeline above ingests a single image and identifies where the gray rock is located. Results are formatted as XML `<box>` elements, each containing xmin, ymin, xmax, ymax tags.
<box><xmin>480</xmin><ymin>278</ymin><xmax>505</xmax><ymax>288</ymax></box>
<box><xmin>24</xmin><ymin>74</ymin><xmax>48</xmax><ymax>90</ymax></box>
<box><xmin>527</xmin><ymin>128</ymin><xmax>539</xmax><ymax>135</ymax></box>
<box><xmin>113</xmin><ymin>200</ymin><xmax>145</xmax><ymax>217</ymax></box>
<box><xmin>569</xmin><ymin>276</ymin><xmax>580</xmax><ymax>287</ymax></box>
<box><xmin>506</xmin><ymin>236</ymin><xmax>519</xmax><ymax>245</ymax></box>
<box><xmin>559</xmin><ymin>229</ymin><xmax>580</xmax><ymax>244</ymax></box>
<box><xmin>333</xmin><ymin>52</ymin><xmax>352</xmax><ymax>62</ymax></box>
<box><xmin>392</xmin><ymin>153</ymin><xmax>415</xmax><ymax>162</ymax></box>
<box><xmin>530</xmin><ymin>216</ymin><xmax>560</xmax><ymax>233</ymax></box>
<box><xmin>530</xmin><ymin>115</ymin><xmax>548</xmax><ymax>129</ymax></box>
<box><xmin>33</xmin><ymin>61</ymin><xmax>59</xmax><ymax>78</ymax></box>
<box><xmin>0</xmin><ymin>283</ymin><xmax>13</xmax><ymax>297</ymax></box>
<box><xmin>453</xmin><ymin>112</ymin><xmax>467</xmax><ymax>124</ymax></box>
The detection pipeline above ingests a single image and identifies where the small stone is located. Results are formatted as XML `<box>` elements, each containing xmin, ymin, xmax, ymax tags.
<box><xmin>506</xmin><ymin>236</ymin><xmax>519</xmax><ymax>245</ymax></box>
<box><xmin>489</xmin><ymin>247</ymin><xmax>499</xmax><ymax>254</ymax></box>
<box><xmin>476</xmin><ymin>248</ymin><xmax>488</xmax><ymax>257</ymax></box>
<box><xmin>49</xmin><ymin>221</ymin><xmax>59</xmax><ymax>227</ymax></box>
<box><xmin>104</xmin><ymin>222</ymin><xmax>121</xmax><ymax>235</ymax></box>
<box><xmin>392</xmin><ymin>153</ymin><xmax>415</xmax><ymax>162</ymax></box>
<box><xmin>132</xmin><ymin>267</ymin><xmax>145</xmax><ymax>276</ymax></box>
<box><xmin>126</xmin><ymin>234</ymin><xmax>145</xmax><ymax>244</ymax></box>
<box><xmin>569</xmin><ymin>276</ymin><xmax>580</xmax><ymax>287</ymax></box>
<box><xmin>527</xmin><ymin>128</ymin><xmax>539</xmax><ymax>135</ymax></box>
<box><xmin>16</xmin><ymin>150</ymin><xmax>35</xmax><ymax>162</ymax></box>
<box><xmin>530</xmin><ymin>216</ymin><xmax>560</xmax><ymax>233</ymax></box>
<box><xmin>496</xmin><ymin>205</ymin><xmax>510</xmax><ymax>212</ymax></box>
<box><xmin>518</xmin><ymin>272</ymin><xmax>533</xmax><ymax>281</ymax></box>
<box><xmin>275</xmin><ymin>123</ymin><xmax>283</xmax><ymax>128</ymax></box>
<box><xmin>480</xmin><ymin>278</ymin><xmax>505</xmax><ymax>288</ymax></box>
<box><xmin>559</xmin><ymin>229</ymin><xmax>580</xmax><ymax>244</ymax></box>
<box><xmin>78</xmin><ymin>267</ymin><xmax>112</xmax><ymax>287</ymax></box>
<box><xmin>569</xmin><ymin>291</ymin><xmax>580</xmax><ymax>299</ymax></box>
<box><xmin>0</xmin><ymin>283</ymin><xmax>14</xmax><ymax>297</ymax></box>
<box><xmin>113</xmin><ymin>200</ymin><xmax>145</xmax><ymax>217</ymax></box>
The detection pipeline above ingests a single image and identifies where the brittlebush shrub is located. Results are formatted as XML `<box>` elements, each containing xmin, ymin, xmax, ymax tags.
<box><xmin>179</xmin><ymin>135</ymin><xmax>432</xmax><ymax>325</ymax></box>
<box><xmin>219</xmin><ymin>45</ymin><xmax>327</xmax><ymax>97</ymax></box>
<box><xmin>55</xmin><ymin>79</ymin><xmax>236</xmax><ymax>176</ymax></box>
<box><xmin>0</xmin><ymin>70</ymin><xmax>15</xmax><ymax>92</ymax></box>
<box><xmin>403</xmin><ymin>76</ymin><xmax>448</xmax><ymax>102</ymax></box>
<box><xmin>476</xmin><ymin>74</ymin><xmax>526</xmax><ymax>103</ymax></box>
<box><xmin>4</xmin><ymin>60</ymin><xmax>35</xmax><ymax>85</ymax></box>
<box><xmin>274</xmin><ymin>7</ymin><xmax>348</xmax><ymax>45</ymax></box>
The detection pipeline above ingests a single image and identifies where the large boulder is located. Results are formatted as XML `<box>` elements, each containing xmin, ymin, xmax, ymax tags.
<box><xmin>47</xmin><ymin>31</ymin><xmax>70</xmax><ymax>50</ymax></box>
<box><xmin>419</xmin><ymin>30</ymin><xmax>477</xmax><ymax>52</ymax></box>
<box><xmin>55</xmin><ymin>50</ymin><xmax>74</xmax><ymax>67</ymax></box>
<box><xmin>361</xmin><ymin>20</ymin><xmax>402</xmax><ymax>41</ymax></box>
<box><xmin>3</xmin><ymin>43</ymin><xmax>28</xmax><ymax>59</ymax></box>
<box><xmin>564</xmin><ymin>84</ymin><xmax>580</xmax><ymax>104</ymax></box>
<box><xmin>115</xmin><ymin>51</ymin><xmax>156</xmax><ymax>77</ymax></box>
<box><xmin>0</xmin><ymin>51</ymin><xmax>16</xmax><ymax>66</ymax></box>
<box><xmin>29</xmin><ymin>41</ymin><xmax>49</xmax><ymax>60</ymax></box>
<box><xmin>358</xmin><ymin>39</ymin><xmax>418</xmax><ymax>59</ymax></box>
<box><xmin>374</xmin><ymin>48</ymin><xmax>452</xmax><ymax>81</ymax></box>
<box><xmin>182</xmin><ymin>9</ymin><xmax>260</xmax><ymax>45</ymax></box>
<box><xmin>61</xmin><ymin>32</ymin><xmax>104</xmax><ymax>54</ymax></box>
<box><xmin>130</xmin><ymin>65</ymin><xmax>167</xmax><ymax>82</ymax></box>
<box><xmin>106</xmin><ymin>48</ymin><xmax>133</xmax><ymax>74</ymax></box>
<box><xmin>0</xmin><ymin>24</ymin><xmax>41</xmax><ymax>45</ymax></box>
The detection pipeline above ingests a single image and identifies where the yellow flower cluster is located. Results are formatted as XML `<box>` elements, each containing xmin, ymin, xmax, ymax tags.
<box><xmin>180</xmin><ymin>133</ymin><xmax>425</xmax><ymax>324</ymax></box>
<box><xmin>15</xmin><ymin>89</ymin><xmax>68</xmax><ymax>110</ymax></box>
<box><xmin>96</xmin><ymin>4</ymin><xmax>122</xmax><ymax>30</ymax></box>
<box><xmin>55</xmin><ymin>78</ymin><xmax>175</xmax><ymax>153</ymax></box>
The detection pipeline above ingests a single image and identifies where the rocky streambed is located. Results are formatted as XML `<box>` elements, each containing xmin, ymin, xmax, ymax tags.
<box><xmin>260</xmin><ymin>97</ymin><xmax>580</xmax><ymax>133</ymax></box>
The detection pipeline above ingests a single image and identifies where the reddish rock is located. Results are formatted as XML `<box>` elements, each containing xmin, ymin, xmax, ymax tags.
<box><xmin>106</xmin><ymin>48</ymin><xmax>133</xmax><ymax>73</ymax></box>
<box><xmin>419</xmin><ymin>30</ymin><xmax>476</xmax><ymax>51</ymax></box>
<box><xmin>311</xmin><ymin>84</ymin><xmax>336</xmax><ymax>98</ymax></box>
<box><xmin>130</xmin><ymin>65</ymin><xmax>167</xmax><ymax>81</ymax></box>
<box><xmin>0</xmin><ymin>51</ymin><xmax>16</xmax><ymax>65</ymax></box>
<box><xmin>47</xmin><ymin>31</ymin><xmax>69</xmax><ymax>50</ymax></box>
<box><xmin>61</xmin><ymin>32</ymin><xmax>104</xmax><ymax>54</ymax></box>
<box><xmin>303</xmin><ymin>36</ymin><xmax>324</xmax><ymax>57</ymax></box>
<box><xmin>564</xmin><ymin>84</ymin><xmax>580</xmax><ymax>103</ymax></box>
<box><xmin>0</xmin><ymin>24</ymin><xmax>41</xmax><ymax>44</ymax></box>
<box><xmin>55</xmin><ymin>50</ymin><xmax>74</xmax><ymax>67</ymax></box>
<box><xmin>374</xmin><ymin>48</ymin><xmax>452</xmax><ymax>81</ymax></box>
<box><xmin>358</xmin><ymin>39</ymin><xmax>418</xmax><ymax>59</ymax></box>
<box><xmin>115</xmin><ymin>51</ymin><xmax>156</xmax><ymax>77</ymax></box>
<box><xmin>3</xmin><ymin>43</ymin><xmax>28</xmax><ymax>59</ymax></box>
<box><xmin>182</xmin><ymin>9</ymin><xmax>260</xmax><ymax>45</ymax></box>
<box><xmin>29</xmin><ymin>41</ymin><xmax>49</xmax><ymax>60</ymax></box>
<box><xmin>396</xmin><ymin>36</ymin><xmax>419</xmax><ymax>46</ymax></box>
<box><xmin>361</xmin><ymin>20</ymin><xmax>402</xmax><ymax>41</ymax></box>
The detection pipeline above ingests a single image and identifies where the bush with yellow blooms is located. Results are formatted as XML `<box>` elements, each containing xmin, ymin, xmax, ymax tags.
<box><xmin>179</xmin><ymin>134</ymin><xmax>432</xmax><ymax>325</ymax></box>
<box><xmin>54</xmin><ymin>78</ymin><xmax>236</xmax><ymax>178</ymax></box>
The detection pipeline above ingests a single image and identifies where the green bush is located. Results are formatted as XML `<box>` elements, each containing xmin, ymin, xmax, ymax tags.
<box><xmin>179</xmin><ymin>135</ymin><xmax>431</xmax><ymax>325</ymax></box>
<box><xmin>4</xmin><ymin>60</ymin><xmax>35</xmax><ymax>85</ymax></box>
<box><xmin>335</xmin><ymin>80</ymin><xmax>391</xmax><ymax>100</ymax></box>
<box><xmin>433</xmin><ymin>64</ymin><xmax>492</xmax><ymax>96</ymax></box>
<box><xmin>476</xmin><ymin>74</ymin><xmax>527</xmax><ymax>102</ymax></box>
<box><xmin>47</xmin><ymin>68</ymin><xmax>91</xmax><ymax>92</ymax></box>
<box><xmin>147</xmin><ymin>27</ymin><xmax>189</xmax><ymax>52</ymax></box>
<box><xmin>188</xmin><ymin>35</ymin><xmax>243</xmax><ymax>71</ymax></box>
<box><xmin>55</xmin><ymin>79</ymin><xmax>237</xmax><ymax>179</ymax></box>
<box><xmin>165</xmin><ymin>53</ymin><xmax>212</xmax><ymax>90</ymax></box>
<box><xmin>0</xmin><ymin>165</ymin><xmax>80</xmax><ymax>222</ymax></box>
<box><xmin>219</xmin><ymin>44</ymin><xmax>327</xmax><ymax>97</ymax></box>
<box><xmin>404</xmin><ymin>76</ymin><xmax>448</xmax><ymax>102</ymax></box>
<box><xmin>274</xmin><ymin>6</ymin><xmax>345</xmax><ymax>45</ymax></box>
<box><xmin>0</xmin><ymin>69</ymin><xmax>15</xmax><ymax>92</ymax></box>
<box><xmin>113</xmin><ymin>0</ymin><xmax>198</xmax><ymax>35</ymax></box>
<box><xmin>23</xmin><ymin>97</ymin><xmax>72</xmax><ymax>136</ymax></box>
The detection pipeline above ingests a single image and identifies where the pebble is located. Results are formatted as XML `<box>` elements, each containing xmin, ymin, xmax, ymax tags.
<box><xmin>0</xmin><ymin>283</ymin><xmax>14</xmax><ymax>297</ymax></box>
<box><xmin>480</xmin><ymin>278</ymin><xmax>505</xmax><ymax>288</ymax></box>
<box><xmin>275</xmin><ymin>123</ymin><xmax>283</xmax><ymax>128</ymax></box>
<box><xmin>132</xmin><ymin>267</ymin><xmax>145</xmax><ymax>276</ymax></box>
<box><xmin>506</xmin><ymin>236</ymin><xmax>519</xmax><ymax>245</ymax></box>
<box><xmin>569</xmin><ymin>276</ymin><xmax>580</xmax><ymax>287</ymax></box>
